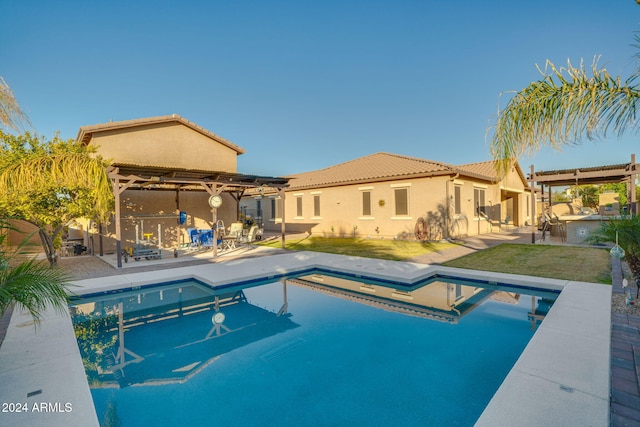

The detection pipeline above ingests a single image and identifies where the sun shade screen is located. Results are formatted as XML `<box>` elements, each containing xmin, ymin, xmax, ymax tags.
<box><xmin>474</xmin><ymin>188</ymin><xmax>486</xmax><ymax>216</ymax></box>
<box><xmin>395</xmin><ymin>188</ymin><xmax>408</xmax><ymax>215</ymax></box>
<box><xmin>454</xmin><ymin>186</ymin><xmax>461</xmax><ymax>215</ymax></box>
<box><xmin>362</xmin><ymin>191</ymin><xmax>371</xmax><ymax>216</ymax></box>
<box><xmin>296</xmin><ymin>197</ymin><xmax>303</xmax><ymax>217</ymax></box>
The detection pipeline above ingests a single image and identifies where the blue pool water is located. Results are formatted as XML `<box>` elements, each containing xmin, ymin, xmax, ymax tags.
<box><xmin>69</xmin><ymin>272</ymin><xmax>557</xmax><ymax>426</ymax></box>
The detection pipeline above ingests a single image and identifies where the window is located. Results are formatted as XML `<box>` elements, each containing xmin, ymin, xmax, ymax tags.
<box><xmin>313</xmin><ymin>195</ymin><xmax>321</xmax><ymax>217</ymax></box>
<box><xmin>296</xmin><ymin>196</ymin><xmax>303</xmax><ymax>217</ymax></box>
<box><xmin>394</xmin><ymin>188</ymin><xmax>408</xmax><ymax>216</ymax></box>
<box><xmin>454</xmin><ymin>185</ymin><xmax>461</xmax><ymax>215</ymax></box>
<box><xmin>474</xmin><ymin>188</ymin><xmax>486</xmax><ymax>217</ymax></box>
<box><xmin>271</xmin><ymin>198</ymin><xmax>282</xmax><ymax>220</ymax></box>
<box><xmin>362</xmin><ymin>191</ymin><xmax>371</xmax><ymax>216</ymax></box>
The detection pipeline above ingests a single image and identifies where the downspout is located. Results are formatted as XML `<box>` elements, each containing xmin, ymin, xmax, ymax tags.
<box><xmin>445</xmin><ymin>173</ymin><xmax>460</xmax><ymax>240</ymax></box>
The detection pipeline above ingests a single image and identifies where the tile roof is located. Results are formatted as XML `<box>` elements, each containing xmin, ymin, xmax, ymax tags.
<box><xmin>286</xmin><ymin>152</ymin><xmax>456</xmax><ymax>189</ymax></box>
<box><xmin>456</xmin><ymin>160</ymin><xmax>500</xmax><ymax>182</ymax></box>
<box><xmin>76</xmin><ymin>114</ymin><xmax>246</xmax><ymax>154</ymax></box>
<box><xmin>458</xmin><ymin>160</ymin><xmax>530</xmax><ymax>188</ymax></box>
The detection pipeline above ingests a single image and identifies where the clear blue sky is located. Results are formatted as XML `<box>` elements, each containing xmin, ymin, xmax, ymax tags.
<box><xmin>2</xmin><ymin>0</ymin><xmax>639</xmax><ymax>177</ymax></box>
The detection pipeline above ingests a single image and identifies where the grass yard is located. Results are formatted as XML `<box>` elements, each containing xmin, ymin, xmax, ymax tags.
<box><xmin>443</xmin><ymin>243</ymin><xmax>612</xmax><ymax>284</ymax></box>
<box><xmin>257</xmin><ymin>236</ymin><xmax>457</xmax><ymax>261</ymax></box>
<box><xmin>259</xmin><ymin>236</ymin><xmax>612</xmax><ymax>284</ymax></box>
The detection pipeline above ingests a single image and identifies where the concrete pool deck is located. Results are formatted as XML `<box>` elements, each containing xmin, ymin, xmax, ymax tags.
<box><xmin>0</xmin><ymin>247</ymin><xmax>612</xmax><ymax>426</ymax></box>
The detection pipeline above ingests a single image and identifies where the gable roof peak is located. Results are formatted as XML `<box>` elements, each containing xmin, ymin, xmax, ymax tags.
<box><xmin>286</xmin><ymin>151</ymin><xmax>456</xmax><ymax>189</ymax></box>
<box><xmin>76</xmin><ymin>114</ymin><xmax>246</xmax><ymax>154</ymax></box>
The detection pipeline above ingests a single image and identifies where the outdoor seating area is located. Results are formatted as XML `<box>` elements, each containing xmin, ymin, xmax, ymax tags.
<box><xmin>186</xmin><ymin>221</ymin><xmax>262</xmax><ymax>254</ymax></box>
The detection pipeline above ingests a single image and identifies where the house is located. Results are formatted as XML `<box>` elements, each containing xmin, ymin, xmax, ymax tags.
<box><xmin>74</xmin><ymin>115</ymin><xmax>287</xmax><ymax>264</ymax></box>
<box><xmin>241</xmin><ymin>152</ymin><xmax>531</xmax><ymax>240</ymax></box>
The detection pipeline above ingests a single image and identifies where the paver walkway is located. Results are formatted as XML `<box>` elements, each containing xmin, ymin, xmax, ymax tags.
<box><xmin>610</xmin><ymin>257</ymin><xmax>640</xmax><ymax>426</ymax></box>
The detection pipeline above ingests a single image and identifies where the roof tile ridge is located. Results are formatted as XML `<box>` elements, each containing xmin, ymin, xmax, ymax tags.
<box><xmin>286</xmin><ymin>152</ymin><xmax>385</xmax><ymax>177</ymax></box>
<box><xmin>457</xmin><ymin>159</ymin><xmax>496</xmax><ymax>167</ymax></box>
<box><xmin>383</xmin><ymin>152</ymin><xmax>456</xmax><ymax>171</ymax></box>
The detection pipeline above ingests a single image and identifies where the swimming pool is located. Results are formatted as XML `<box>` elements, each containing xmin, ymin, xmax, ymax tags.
<box><xmin>69</xmin><ymin>271</ymin><xmax>558</xmax><ymax>426</ymax></box>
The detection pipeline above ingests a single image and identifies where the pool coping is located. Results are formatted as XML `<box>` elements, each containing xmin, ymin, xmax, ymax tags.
<box><xmin>0</xmin><ymin>251</ymin><xmax>611</xmax><ymax>426</ymax></box>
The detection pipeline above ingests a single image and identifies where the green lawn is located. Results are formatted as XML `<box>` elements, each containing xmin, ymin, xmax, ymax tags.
<box><xmin>443</xmin><ymin>244</ymin><xmax>611</xmax><ymax>284</ymax></box>
<box><xmin>258</xmin><ymin>237</ymin><xmax>612</xmax><ymax>284</ymax></box>
<box><xmin>257</xmin><ymin>236</ymin><xmax>457</xmax><ymax>261</ymax></box>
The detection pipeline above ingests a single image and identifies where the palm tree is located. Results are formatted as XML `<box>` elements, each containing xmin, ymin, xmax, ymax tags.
<box><xmin>0</xmin><ymin>80</ymin><xmax>73</xmax><ymax>325</ymax></box>
<box><xmin>490</xmin><ymin>49</ymin><xmax>640</xmax><ymax>176</ymax></box>
<box><xmin>0</xmin><ymin>220</ymin><xmax>71</xmax><ymax>324</ymax></box>
<box><xmin>0</xmin><ymin>133</ymin><xmax>114</xmax><ymax>266</ymax></box>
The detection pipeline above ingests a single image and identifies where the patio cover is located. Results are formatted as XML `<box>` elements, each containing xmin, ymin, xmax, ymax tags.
<box><xmin>524</xmin><ymin>154</ymin><xmax>637</xmax><ymax>242</ymax></box>
<box><xmin>529</xmin><ymin>154</ymin><xmax>637</xmax><ymax>208</ymax></box>
<box><xmin>108</xmin><ymin>163</ymin><xmax>289</xmax><ymax>267</ymax></box>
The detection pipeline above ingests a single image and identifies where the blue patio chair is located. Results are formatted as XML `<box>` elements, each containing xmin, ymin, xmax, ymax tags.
<box><xmin>199</xmin><ymin>229</ymin><xmax>222</xmax><ymax>248</ymax></box>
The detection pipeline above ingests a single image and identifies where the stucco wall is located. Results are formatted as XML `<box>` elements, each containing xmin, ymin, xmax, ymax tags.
<box><xmin>89</xmin><ymin>122</ymin><xmax>238</xmax><ymax>172</ymax></box>
<box><xmin>245</xmin><ymin>175</ymin><xmax>500</xmax><ymax>239</ymax></box>
<box><xmin>244</xmin><ymin>168</ymin><xmax>529</xmax><ymax>239</ymax></box>
<box><xmin>95</xmin><ymin>190</ymin><xmax>239</xmax><ymax>253</ymax></box>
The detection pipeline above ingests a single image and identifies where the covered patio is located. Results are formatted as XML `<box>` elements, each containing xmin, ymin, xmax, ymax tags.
<box><xmin>104</xmin><ymin>164</ymin><xmax>289</xmax><ymax>267</ymax></box>
<box><xmin>73</xmin><ymin>115</ymin><xmax>291</xmax><ymax>268</ymax></box>
<box><xmin>526</xmin><ymin>154</ymin><xmax>637</xmax><ymax>244</ymax></box>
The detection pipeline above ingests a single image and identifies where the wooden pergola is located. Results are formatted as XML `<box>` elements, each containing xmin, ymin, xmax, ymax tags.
<box><xmin>106</xmin><ymin>164</ymin><xmax>289</xmax><ymax>267</ymax></box>
<box><xmin>526</xmin><ymin>154</ymin><xmax>637</xmax><ymax>242</ymax></box>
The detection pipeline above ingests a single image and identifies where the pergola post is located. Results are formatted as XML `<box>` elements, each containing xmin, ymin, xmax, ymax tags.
<box><xmin>201</xmin><ymin>183</ymin><xmax>221</xmax><ymax>258</ymax></box>
<box><xmin>113</xmin><ymin>176</ymin><xmax>122</xmax><ymax>268</ymax></box>
<box><xmin>175</xmin><ymin>190</ymin><xmax>181</xmax><ymax>250</ymax></box>
<box><xmin>109</xmin><ymin>170</ymin><xmax>137</xmax><ymax>268</ymax></box>
<box><xmin>530</xmin><ymin>165</ymin><xmax>536</xmax><ymax>244</ymax></box>
<box><xmin>277</xmin><ymin>187</ymin><xmax>287</xmax><ymax>249</ymax></box>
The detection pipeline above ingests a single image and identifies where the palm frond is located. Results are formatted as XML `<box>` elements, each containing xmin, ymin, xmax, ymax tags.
<box><xmin>490</xmin><ymin>58</ymin><xmax>640</xmax><ymax>175</ymax></box>
<box><xmin>0</xmin><ymin>152</ymin><xmax>113</xmax><ymax>221</ymax></box>
<box><xmin>0</xmin><ymin>257</ymin><xmax>72</xmax><ymax>323</ymax></box>
<box><xmin>0</xmin><ymin>77</ymin><xmax>31</xmax><ymax>132</ymax></box>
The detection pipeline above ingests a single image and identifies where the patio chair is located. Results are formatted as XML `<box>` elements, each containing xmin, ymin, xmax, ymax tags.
<box><xmin>197</xmin><ymin>229</ymin><xmax>222</xmax><ymax>248</ymax></box>
<box><xmin>239</xmin><ymin>225</ymin><xmax>259</xmax><ymax>244</ymax></box>
<box><xmin>187</xmin><ymin>228</ymin><xmax>200</xmax><ymax>248</ymax></box>
<box><xmin>548</xmin><ymin>214</ymin><xmax>566</xmax><ymax>243</ymax></box>
<box><xmin>502</xmin><ymin>215</ymin><xmax>511</xmax><ymax>229</ymax></box>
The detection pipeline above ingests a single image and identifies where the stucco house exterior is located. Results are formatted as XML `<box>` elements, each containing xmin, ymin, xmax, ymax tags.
<box><xmin>29</xmin><ymin>115</ymin><xmax>529</xmax><ymax>261</ymax></box>
<box><xmin>242</xmin><ymin>152</ymin><xmax>531</xmax><ymax>240</ymax></box>
<box><xmin>73</xmin><ymin>115</ymin><xmax>287</xmax><ymax>261</ymax></box>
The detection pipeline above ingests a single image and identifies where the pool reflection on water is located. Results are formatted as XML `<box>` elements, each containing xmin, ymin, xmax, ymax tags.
<box><xmin>70</xmin><ymin>272</ymin><xmax>557</xmax><ymax>426</ymax></box>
